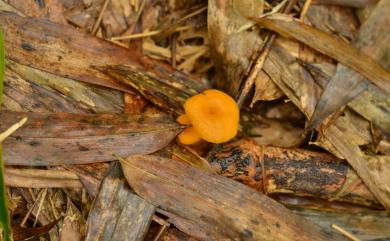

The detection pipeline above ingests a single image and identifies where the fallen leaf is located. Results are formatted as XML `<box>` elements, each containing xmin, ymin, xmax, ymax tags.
<box><xmin>1</xmin><ymin>111</ymin><xmax>180</xmax><ymax>166</ymax></box>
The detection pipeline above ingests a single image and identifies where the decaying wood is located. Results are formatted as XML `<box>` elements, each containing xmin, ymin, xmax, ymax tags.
<box><xmin>121</xmin><ymin>154</ymin><xmax>348</xmax><ymax>241</ymax></box>
<box><xmin>0</xmin><ymin>11</ymin><xmax>205</xmax><ymax>97</ymax></box>
<box><xmin>207</xmin><ymin>139</ymin><xmax>379</xmax><ymax>207</ymax></box>
<box><xmin>86</xmin><ymin>162</ymin><xmax>155</xmax><ymax>241</ymax></box>
<box><xmin>254</xmin><ymin>14</ymin><xmax>390</xmax><ymax>94</ymax></box>
<box><xmin>1</xmin><ymin>111</ymin><xmax>180</xmax><ymax>166</ymax></box>
<box><xmin>4</xmin><ymin>168</ymin><xmax>82</xmax><ymax>188</ymax></box>
<box><xmin>292</xmin><ymin>208</ymin><xmax>390</xmax><ymax>241</ymax></box>
<box><xmin>309</xmin><ymin>0</ymin><xmax>390</xmax><ymax>130</ymax></box>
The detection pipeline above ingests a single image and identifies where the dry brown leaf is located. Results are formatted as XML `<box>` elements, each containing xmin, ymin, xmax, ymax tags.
<box><xmin>254</xmin><ymin>14</ymin><xmax>390</xmax><ymax>94</ymax></box>
<box><xmin>250</xmin><ymin>70</ymin><xmax>283</xmax><ymax>104</ymax></box>
<box><xmin>1</xmin><ymin>111</ymin><xmax>180</xmax><ymax>166</ymax></box>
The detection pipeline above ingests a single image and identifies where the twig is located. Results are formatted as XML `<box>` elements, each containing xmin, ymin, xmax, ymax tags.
<box><xmin>91</xmin><ymin>0</ymin><xmax>110</xmax><ymax>35</ymax></box>
<box><xmin>152</xmin><ymin>215</ymin><xmax>170</xmax><ymax>241</ymax></box>
<box><xmin>110</xmin><ymin>26</ymin><xmax>192</xmax><ymax>41</ymax></box>
<box><xmin>331</xmin><ymin>224</ymin><xmax>361</xmax><ymax>241</ymax></box>
<box><xmin>21</xmin><ymin>189</ymin><xmax>45</xmax><ymax>227</ymax></box>
<box><xmin>171</xmin><ymin>33</ymin><xmax>178</xmax><ymax>68</ymax></box>
<box><xmin>33</xmin><ymin>188</ymin><xmax>48</xmax><ymax>227</ymax></box>
<box><xmin>0</xmin><ymin>117</ymin><xmax>27</xmax><ymax>142</ymax></box>
<box><xmin>300</xmin><ymin>0</ymin><xmax>313</xmax><ymax>20</ymax></box>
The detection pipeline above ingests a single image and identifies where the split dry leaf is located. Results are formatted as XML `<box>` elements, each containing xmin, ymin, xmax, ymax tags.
<box><xmin>86</xmin><ymin>162</ymin><xmax>155</xmax><ymax>241</ymax></box>
<box><xmin>254</xmin><ymin>14</ymin><xmax>390</xmax><ymax>95</ymax></box>
<box><xmin>3</xmin><ymin>67</ymin><xmax>95</xmax><ymax>113</ymax></box>
<box><xmin>120</xmin><ymin>154</ymin><xmax>348</xmax><ymax>241</ymax></box>
<box><xmin>1</xmin><ymin>111</ymin><xmax>180</xmax><ymax>166</ymax></box>
<box><xmin>0</xmin><ymin>11</ymin><xmax>205</xmax><ymax>98</ymax></box>
<box><xmin>7</xmin><ymin>60</ymin><xmax>124</xmax><ymax>114</ymax></box>
<box><xmin>309</xmin><ymin>0</ymin><xmax>390</xmax><ymax>130</ymax></box>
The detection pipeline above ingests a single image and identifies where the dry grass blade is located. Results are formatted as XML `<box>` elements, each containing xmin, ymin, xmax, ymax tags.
<box><xmin>253</xmin><ymin>14</ymin><xmax>390</xmax><ymax>94</ymax></box>
<box><xmin>120</xmin><ymin>154</ymin><xmax>349</xmax><ymax>241</ymax></box>
<box><xmin>4</xmin><ymin>168</ymin><xmax>82</xmax><ymax>188</ymax></box>
<box><xmin>331</xmin><ymin>224</ymin><xmax>361</xmax><ymax>241</ymax></box>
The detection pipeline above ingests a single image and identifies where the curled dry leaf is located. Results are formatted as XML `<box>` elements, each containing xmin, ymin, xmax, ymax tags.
<box><xmin>12</xmin><ymin>219</ymin><xmax>60</xmax><ymax>241</ymax></box>
<box><xmin>1</xmin><ymin>111</ymin><xmax>180</xmax><ymax>166</ymax></box>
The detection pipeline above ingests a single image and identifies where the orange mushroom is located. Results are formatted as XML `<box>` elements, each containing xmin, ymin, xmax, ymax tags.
<box><xmin>178</xmin><ymin>127</ymin><xmax>201</xmax><ymax>145</ymax></box>
<box><xmin>176</xmin><ymin>114</ymin><xmax>191</xmax><ymax>125</ymax></box>
<box><xmin>177</xmin><ymin>89</ymin><xmax>239</xmax><ymax>144</ymax></box>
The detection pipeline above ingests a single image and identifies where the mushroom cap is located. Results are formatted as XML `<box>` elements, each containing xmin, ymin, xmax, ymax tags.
<box><xmin>178</xmin><ymin>127</ymin><xmax>201</xmax><ymax>145</ymax></box>
<box><xmin>184</xmin><ymin>89</ymin><xmax>239</xmax><ymax>144</ymax></box>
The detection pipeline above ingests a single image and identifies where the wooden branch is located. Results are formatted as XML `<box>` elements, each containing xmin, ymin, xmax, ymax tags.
<box><xmin>86</xmin><ymin>162</ymin><xmax>155</xmax><ymax>241</ymax></box>
<box><xmin>207</xmin><ymin>139</ymin><xmax>379</xmax><ymax>207</ymax></box>
<box><xmin>121</xmin><ymin>154</ymin><xmax>348</xmax><ymax>241</ymax></box>
<box><xmin>1</xmin><ymin>111</ymin><xmax>180</xmax><ymax>166</ymax></box>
